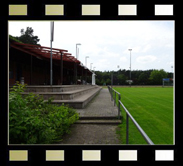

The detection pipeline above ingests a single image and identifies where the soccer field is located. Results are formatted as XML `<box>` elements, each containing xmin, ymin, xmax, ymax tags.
<box><xmin>114</xmin><ymin>87</ymin><xmax>174</xmax><ymax>145</ymax></box>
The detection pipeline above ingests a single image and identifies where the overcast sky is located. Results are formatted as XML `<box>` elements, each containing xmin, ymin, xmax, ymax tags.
<box><xmin>9</xmin><ymin>21</ymin><xmax>174</xmax><ymax>72</ymax></box>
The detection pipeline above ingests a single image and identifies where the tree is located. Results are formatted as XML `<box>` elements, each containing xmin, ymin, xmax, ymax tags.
<box><xmin>95</xmin><ymin>69</ymin><xmax>168</xmax><ymax>85</ymax></box>
<box><xmin>149</xmin><ymin>69</ymin><xmax>168</xmax><ymax>85</ymax></box>
<box><xmin>138</xmin><ymin>72</ymin><xmax>148</xmax><ymax>85</ymax></box>
<box><xmin>15</xmin><ymin>27</ymin><xmax>40</xmax><ymax>45</ymax></box>
<box><xmin>106</xmin><ymin>78</ymin><xmax>111</xmax><ymax>85</ymax></box>
<box><xmin>117</xmin><ymin>74</ymin><xmax>127</xmax><ymax>85</ymax></box>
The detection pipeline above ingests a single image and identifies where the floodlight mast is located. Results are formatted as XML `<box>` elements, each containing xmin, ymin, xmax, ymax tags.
<box><xmin>85</xmin><ymin>56</ymin><xmax>89</xmax><ymax>68</ymax></box>
<box><xmin>128</xmin><ymin>49</ymin><xmax>132</xmax><ymax>87</ymax></box>
<box><xmin>90</xmin><ymin>63</ymin><xmax>93</xmax><ymax>70</ymax></box>
<box><xmin>128</xmin><ymin>49</ymin><xmax>132</xmax><ymax>80</ymax></box>
<box><xmin>75</xmin><ymin>43</ymin><xmax>81</xmax><ymax>84</ymax></box>
<box><xmin>76</xmin><ymin>43</ymin><xmax>81</xmax><ymax>59</ymax></box>
<box><xmin>171</xmin><ymin>66</ymin><xmax>173</xmax><ymax>79</ymax></box>
<box><xmin>85</xmin><ymin>56</ymin><xmax>89</xmax><ymax>85</ymax></box>
<box><xmin>50</xmin><ymin>21</ymin><xmax>54</xmax><ymax>86</ymax></box>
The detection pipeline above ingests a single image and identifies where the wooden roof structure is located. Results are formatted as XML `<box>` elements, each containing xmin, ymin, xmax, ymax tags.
<box><xmin>10</xmin><ymin>41</ymin><xmax>92</xmax><ymax>75</ymax></box>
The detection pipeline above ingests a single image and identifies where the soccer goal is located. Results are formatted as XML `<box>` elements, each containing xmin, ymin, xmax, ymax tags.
<box><xmin>162</xmin><ymin>78</ymin><xmax>173</xmax><ymax>87</ymax></box>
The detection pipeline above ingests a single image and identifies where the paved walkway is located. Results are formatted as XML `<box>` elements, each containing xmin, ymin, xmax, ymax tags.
<box><xmin>59</xmin><ymin>88</ymin><xmax>121</xmax><ymax>145</ymax></box>
<box><xmin>77</xmin><ymin>88</ymin><xmax>119</xmax><ymax>118</ymax></box>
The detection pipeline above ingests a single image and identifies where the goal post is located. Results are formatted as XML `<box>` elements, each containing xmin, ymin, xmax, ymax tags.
<box><xmin>162</xmin><ymin>78</ymin><xmax>173</xmax><ymax>87</ymax></box>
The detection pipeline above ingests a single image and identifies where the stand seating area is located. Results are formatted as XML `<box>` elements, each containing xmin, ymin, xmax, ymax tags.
<box><xmin>21</xmin><ymin>85</ymin><xmax>102</xmax><ymax>109</ymax></box>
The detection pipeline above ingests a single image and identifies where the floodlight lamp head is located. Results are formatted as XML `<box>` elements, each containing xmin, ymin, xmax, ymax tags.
<box><xmin>128</xmin><ymin>49</ymin><xmax>132</xmax><ymax>51</ymax></box>
<box><xmin>76</xmin><ymin>43</ymin><xmax>81</xmax><ymax>45</ymax></box>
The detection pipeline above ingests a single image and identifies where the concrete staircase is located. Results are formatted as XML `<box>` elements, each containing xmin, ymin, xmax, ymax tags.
<box><xmin>75</xmin><ymin>118</ymin><xmax>121</xmax><ymax>125</ymax></box>
<box><xmin>75</xmin><ymin>88</ymin><xmax>122</xmax><ymax>125</ymax></box>
<box><xmin>76</xmin><ymin>115</ymin><xmax>122</xmax><ymax>125</ymax></box>
<box><xmin>22</xmin><ymin>85</ymin><xmax>102</xmax><ymax>109</ymax></box>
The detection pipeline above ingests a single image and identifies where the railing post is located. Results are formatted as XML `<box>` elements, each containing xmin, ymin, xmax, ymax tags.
<box><xmin>119</xmin><ymin>100</ymin><xmax>154</xmax><ymax>145</ymax></box>
<box><xmin>114</xmin><ymin>91</ymin><xmax>116</xmax><ymax>106</ymax></box>
<box><xmin>126</xmin><ymin>113</ymin><xmax>129</xmax><ymax>144</ymax></box>
<box><xmin>115</xmin><ymin>92</ymin><xmax>117</xmax><ymax>105</ymax></box>
<box><xmin>118</xmin><ymin>94</ymin><xmax>121</xmax><ymax>119</ymax></box>
<box><xmin>111</xmin><ymin>88</ymin><xmax>113</xmax><ymax>101</ymax></box>
<box><xmin>108</xmin><ymin>86</ymin><xmax>113</xmax><ymax>102</ymax></box>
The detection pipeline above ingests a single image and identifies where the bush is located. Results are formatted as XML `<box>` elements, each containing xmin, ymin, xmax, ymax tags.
<box><xmin>9</xmin><ymin>82</ymin><xmax>79</xmax><ymax>144</ymax></box>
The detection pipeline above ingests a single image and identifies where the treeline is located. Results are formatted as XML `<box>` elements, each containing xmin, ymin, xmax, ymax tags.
<box><xmin>95</xmin><ymin>69</ymin><xmax>173</xmax><ymax>85</ymax></box>
<box><xmin>9</xmin><ymin>27</ymin><xmax>40</xmax><ymax>45</ymax></box>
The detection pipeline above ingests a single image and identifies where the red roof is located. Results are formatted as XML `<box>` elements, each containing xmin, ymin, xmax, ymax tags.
<box><xmin>10</xmin><ymin>41</ymin><xmax>92</xmax><ymax>75</ymax></box>
<box><xmin>10</xmin><ymin>42</ymin><xmax>80</xmax><ymax>63</ymax></box>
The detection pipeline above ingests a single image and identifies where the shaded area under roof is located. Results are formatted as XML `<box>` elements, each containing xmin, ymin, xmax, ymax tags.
<box><xmin>10</xmin><ymin>41</ymin><xmax>92</xmax><ymax>75</ymax></box>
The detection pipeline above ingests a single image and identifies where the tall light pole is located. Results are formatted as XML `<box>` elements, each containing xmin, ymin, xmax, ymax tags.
<box><xmin>128</xmin><ymin>49</ymin><xmax>132</xmax><ymax>80</ymax></box>
<box><xmin>75</xmin><ymin>43</ymin><xmax>81</xmax><ymax>84</ymax></box>
<box><xmin>85</xmin><ymin>56</ymin><xmax>89</xmax><ymax>68</ymax></box>
<box><xmin>76</xmin><ymin>43</ymin><xmax>81</xmax><ymax>59</ymax></box>
<box><xmin>84</xmin><ymin>56</ymin><xmax>89</xmax><ymax>85</ymax></box>
<box><xmin>111</xmin><ymin>71</ymin><xmax>113</xmax><ymax>88</ymax></box>
<box><xmin>117</xmin><ymin>65</ymin><xmax>120</xmax><ymax>85</ymax></box>
<box><xmin>90</xmin><ymin>63</ymin><xmax>93</xmax><ymax>85</ymax></box>
<box><xmin>50</xmin><ymin>21</ymin><xmax>54</xmax><ymax>85</ymax></box>
<box><xmin>90</xmin><ymin>63</ymin><xmax>93</xmax><ymax>70</ymax></box>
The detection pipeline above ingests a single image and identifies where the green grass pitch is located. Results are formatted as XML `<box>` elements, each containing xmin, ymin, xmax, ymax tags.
<box><xmin>114</xmin><ymin>87</ymin><xmax>174</xmax><ymax>145</ymax></box>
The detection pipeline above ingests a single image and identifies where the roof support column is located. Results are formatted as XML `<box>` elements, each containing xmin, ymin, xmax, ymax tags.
<box><xmin>30</xmin><ymin>54</ymin><xmax>32</xmax><ymax>85</ymax></box>
<box><xmin>85</xmin><ymin>69</ymin><xmax>87</xmax><ymax>85</ymax></box>
<box><xmin>81</xmin><ymin>67</ymin><xmax>83</xmax><ymax>84</ymax></box>
<box><xmin>75</xmin><ymin>63</ymin><xmax>77</xmax><ymax>84</ymax></box>
<box><xmin>74</xmin><ymin>63</ymin><xmax>76</xmax><ymax>84</ymax></box>
<box><xmin>60</xmin><ymin>52</ymin><xmax>63</xmax><ymax>85</ymax></box>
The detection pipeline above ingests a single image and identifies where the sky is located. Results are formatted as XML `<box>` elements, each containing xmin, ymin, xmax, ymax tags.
<box><xmin>9</xmin><ymin>21</ymin><xmax>174</xmax><ymax>72</ymax></box>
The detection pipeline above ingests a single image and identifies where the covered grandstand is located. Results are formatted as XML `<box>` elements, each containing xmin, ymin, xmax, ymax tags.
<box><xmin>9</xmin><ymin>39</ymin><xmax>93</xmax><ymax>85</ymax></box>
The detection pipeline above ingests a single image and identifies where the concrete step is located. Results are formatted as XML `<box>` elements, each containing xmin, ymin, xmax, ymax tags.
<box><xmin>21</xmin><ymin>86</ymin><xmax>97</xmax><ymax>100</ymax></box>
<box><xmin>16</xmin><ymin>85</ymin><xmax>94</xmax><ymax>92</ymax></box>
<box><xmin>51</xmin><ymin>87</ymin><xmax>102</xmax><ymax>108</ymax></box>
<box><xmin>75</xmin><ymin>119</ymin><xmax>122</xmax><ymax>124</ymax></box>
<box><xmin>78</xmin><ymin>116</ymin><xmax>122</xmax><ymax>120</ymax></box>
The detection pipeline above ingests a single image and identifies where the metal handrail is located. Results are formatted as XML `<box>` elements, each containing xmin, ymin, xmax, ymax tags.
<box><xmin>119</xmin><ymin>100</ymin><xmax>154</xmax><ymax>145</ymax></box>
<box><xmin>108</xmin><ymin>86</ymin><xmax>154</xmax><ymax>145</ymax></box>
<box><xmin>108</xmin><ymin>86</ymin><xmax>121</xmax><ymax>119</ymax></box>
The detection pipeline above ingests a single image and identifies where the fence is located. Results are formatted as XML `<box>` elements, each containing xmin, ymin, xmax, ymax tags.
<box><xmin>107</xmin><ymin>86</ymin><xmax>121</xmax><ymax>119</ymax></box>
<box><xmin>108</xmin><ymin>86</ymin><xmax>154</xmax><ymax>145</ymax></box>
